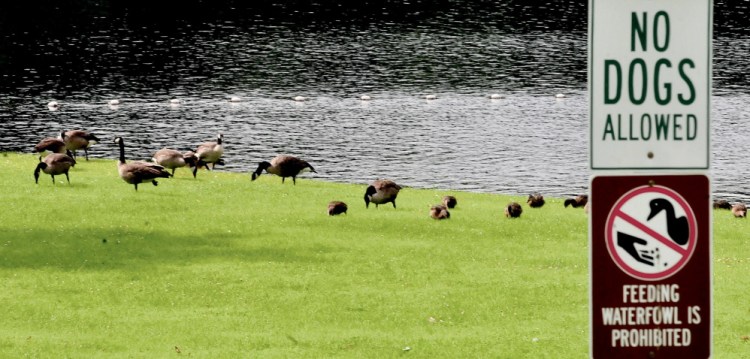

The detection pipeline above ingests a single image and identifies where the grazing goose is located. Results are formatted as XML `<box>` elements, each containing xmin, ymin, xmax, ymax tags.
<box><xmin>114</xmin><ymin>137</ymin><xmax>171</xmax><ymax>191</ymax></box>
<box><xmin>442</xmin><ymin>195</ymin><xmax>457</xmax><ymax>209</ymax></box>
<box><xmin>364</xmin><ymin>179</ymin><xmax>402</xmax><ymax>209</ymax></box>
<box><xmin>713</xmin><ymin>199</ymin><xmax>732</xmax><ymax>210</ymax></box>
<box><xmin>647</xmin><ymin>199</ymin><xmax>689</xmax><ymax>245</ymax></box>
<box><xmin>732</xmin><ymin>203</ymin><xmax>747</xmax><ymax>218</ymax></box>
<box><xmin>152</xmin><ymin>148</ymin><xmax>199</xmax><ymax>177</ymax></box>
<box><xmin>34</xmin><ymin>153</ymin><xmax>76</xmax><ymax>184</ymax></box>
<box><xmin>251</xmin><ymin>155</ymin><xmax>316</xmax><ymax>185</ymax></box>
<box><xmin>430</xmin><ymin>204</ymin><xmax>450</xmax><ymax>220</ymax></box>
<box><xmin>505</xmin><ymin>202</ymin><xmax>523</xmax><ymax>218</ymax></box>
<box><xmin>527</xmin><ymin>193</ymin><xmax>545</xmax><ymax>208</ymax></box>
<box><xmin>328</xmin><ymin>201</ymin><xmax>348</xmax><ymax>216</ymax></box>
<box><xmin>64</xmin><ymin>130</ymin><xmax>100</xmax><ymax>161</ymax></box>
<box><xmin>34</xmin><ymin>131</ymin><xmax>67</xmax><ymax>154</ymax></box>
<box><xmin>193</xmin><ymin>134</ymin><xmax>224</xmax><ymax>177</ymax></box>
<box><xmin>564</xmin><ymin>194</ymin><xmax>588</xmax><ymax>208</ymax></box>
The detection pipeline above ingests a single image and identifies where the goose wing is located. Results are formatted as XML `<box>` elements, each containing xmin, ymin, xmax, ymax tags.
<box><xmin>35</xmin><ymin>137</ymin><xmax>65</xmax><ymax>152</ymax></box>
<box><xmin>272</xmin><ymin>155</ymin><xmax>313</xmax><ymax>175</ymax></box>
<box><xmin>374</xmin><ymin>179</ymin><xmax>402</xmax><ymax>192</ymax></box>
<box><xmin>124</xmin><ymin>162</ymin><xmax>171</xmax><ymax>179</ymax></box>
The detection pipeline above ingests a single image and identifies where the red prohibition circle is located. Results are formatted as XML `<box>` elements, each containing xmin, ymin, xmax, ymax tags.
<box><xmin>604</xmin><ymin>185</ymin><xmax>698</xmax><ymax>281</ymax></box>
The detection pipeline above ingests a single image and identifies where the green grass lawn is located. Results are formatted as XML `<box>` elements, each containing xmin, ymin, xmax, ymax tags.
<box><xmin>0</xmin><ymin>152</ymin><xmax>748</xmax><ymax>358</ymax></box>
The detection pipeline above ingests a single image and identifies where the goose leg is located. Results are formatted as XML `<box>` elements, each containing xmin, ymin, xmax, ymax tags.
<box><xmin>282</xmin><ymin>177</ymin><xmax>286</xmax><ymax>184</ymax></box>
<box><xmin>134</xmin><ymin>183</ymin><xmax>139</xmax><ymax>191</ymax></box>
<box><xmin>171</xmin><ymin>168</ymin><xmax>176</xmax><ymax>176</ymax></box>
<box><xmin>84</xmin><ymin>148</ymin><xmax>89</xmax><ymax>161</ymax></box>
<box><xmin>65</xmin><ymin>171</ymin><xmax>70</xmax><ymax>184</ymax></box>
<box><xmin>392</xmin><ymin>200</ymin><xmax>397</xmax><ymax>209</ymax></box>
<box><xmin>51</xmin><ymin>175</ymin><xmax>56</xmax><ymax>184</ymax></box>
<box><xmin>292</xmin><ymin>176</ymin><xmax>297</xmax><ymax>185</ymax></box>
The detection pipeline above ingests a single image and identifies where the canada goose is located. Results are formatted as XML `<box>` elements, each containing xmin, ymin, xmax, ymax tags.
<box><xmin>193</xmin><ymin>134</ymin><xmax>224</xmax><ymax>177</ymax></box>
<box><xmin>564</xmin><ymin>194</ymin><xmax>588</xmax><ymax>208</ymax></box>
<box><xmin>424</xmin><ymin>94</ymin><xmax>437</xmax><ymax>100</ymax></box>
<box><xmin>527</xmin><ymin>193</ymin><xmax>545</xmax><ymax>208</ymax></box>
<box><xmin>64</xmin><ymin>130</ymin><xmax>100</xmax><ymax>161</ymax></box>
<box><xmin>152</xmin><ymin>148</ymin><xmax>199</xmax><ymax>177</ymax></box>
<box><xmin>442</xmin><ymin>195</ymin><xmax>457</xmax><ymax>209</ymax></box>
<box><xmin>328</xmin><ymin>201</ymin><xmax>348</xmax><ymax>216</ymax></box>
<box><xmin>114</xmin><ymin>137</ymin><xmax>171</xmax><ymax>191</ymax></box>
<box><xmin>505</xmin><ymin>202</ymin><xmax>523</xmax><ymax>218</ymax></box>
<box><xmin>34</xmin><ymin>131</ymin><xmax>66</xmax><ymax>154</ymax></box>
<box><xmin>647</xmin><ymin>199</ymin><xmax>689</xmax><ymax>245</ymax></box>
<box><xmin>360</xmin><ymin>95</ymin><xmax>372</xmax><ymax>101</ymax></box>
<box><xmin>47</xmin><ymin>101</ymin><xmax>59</xmax><ymax>110</ymax></box>
<box><xmin>430</xmin><ymin>204</ymin><xmax>450</xmax><ymax>220</ymax></box>
<box><xmin>713</xmin><ymin>199</ymin><xmax>732</xmax><ymax>210</ymax></box>
<box><xmin>108</xmin><ymin>99</ymin><xmax>120</xmax><ymax>106</ymax></box>
<box><xmin>251</xmin><ymin>155</ymin><xmax>316</xmax><ymax>185</ymax></box>
<box><xmin>364</xmin><ymin>179</ymin><xmax>402</xmax><ymax>208</ymax></box>
<box><xmin>732</xmin><ymin>203</ymin><xmax>747</xmax><ymax>218</ymax></box>
<box><xmin>34</xmin><ymin>153</ymin><xmax>76</xmax><ymax>184</ymax></box>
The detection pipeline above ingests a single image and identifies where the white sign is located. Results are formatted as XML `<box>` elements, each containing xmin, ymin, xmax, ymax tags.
<box><xmin>589</xmin><ymin>0</ymin><xmax>711</xmax><ymax>169</ymax></box>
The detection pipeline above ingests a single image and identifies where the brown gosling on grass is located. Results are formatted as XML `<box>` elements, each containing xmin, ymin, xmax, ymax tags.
<box><xmin>251</xmin><ymin>155</ymin><xmax>316</xmax><ymax>185</ymax></box>
<box><xmin>527</xmin><ymin>193</ymin><xmax>545</xmax><ymax>208</ymax></box>
<box><xmin>152</xmin><ymin>148</ymin><xmax>200</xmax><ymax>177</ymax></box>
<box><xmin>732</xmin><ymin>203</ymin><xmax>747</xmax><ymax>218</ymax></box>
<box><xmin>33</xmin><ymin>153</ymin><xmax>76</xmax><ymax>184</ymax></box>
<box><xmin>64</xmin><ymin>130</ymin><xmax>100</xmax><ymax>161</ymax></box>
<box><xmin>430</xmin><ymin>204</ymin><xmax>450</xmax><ymax>220</ymax></box>
<box><xmin>364</xmin><ymin>179</ymin><xmax>402</xmax><ymax>208</ymax></box>
<box><xmin>713</xmin><ymin>199</ymin><xmax>732</xmax><ymax>210</ymax></box>
<box><xmin>114</xmin><ymin>137</ymin><xmax>172</xmax><ymax>191</ymax></box>
<box><xmin>442</xmin><ymin>195</ymin><xmax>457</xmax><ymax>209</ymax></box>
<box><xmin>505</xmin><ymin>202</ymin><xmax>523</xmax><ymax>218</ymax></box>
<box><xmin>328</xmin><ymin>201</ymin><xmax>348</xmax><ymax>216</ymax></box>
<box><xmin>564</xmin><ymin>194</ymin><xmax>588</xmax><ymax>208</ymax></box>
<box><xmin>34</xmin><ymin>131</ymin><xmax>67</xmax><ymax>154</ymax></box>
<box><xmin>193</xmin><ymin>133</ymin><xmax>224</xmax><ymax>178</ymax></box>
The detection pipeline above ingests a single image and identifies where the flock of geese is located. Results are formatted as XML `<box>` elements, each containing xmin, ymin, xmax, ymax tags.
<box><xmin>30</xmin><ymin>129</ymin><xmax>746</xmax><ymax>220</ymax></box>
<box><xmin>31</xmin><ymin>129</ymin><xmax>597</xmax><ymax>219</ymax></box>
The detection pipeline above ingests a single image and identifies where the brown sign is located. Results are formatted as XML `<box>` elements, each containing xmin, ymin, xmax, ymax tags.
<box><xmin>591</xmin><ymin>175</ymin><xmax>711</xmax><ymax>358</ymax></box>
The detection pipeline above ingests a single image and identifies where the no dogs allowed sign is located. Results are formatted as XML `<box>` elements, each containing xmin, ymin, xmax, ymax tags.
<box><xmin>591</xmin><ymin>175</ymin><xmax>711</xmax><ymax>358</ymax></box>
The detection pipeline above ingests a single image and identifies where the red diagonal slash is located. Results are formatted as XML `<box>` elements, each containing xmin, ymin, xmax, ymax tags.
<box><xmin>613</xmin><ymin>209</ymin><xmax>690</xmax><ymax>257</ymax></box>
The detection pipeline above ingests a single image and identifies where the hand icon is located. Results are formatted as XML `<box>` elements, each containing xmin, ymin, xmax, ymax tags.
<box><xmin>617</xmin><ymin>232</ymin><xmax>655</xmax><ymax>266</ymax></box>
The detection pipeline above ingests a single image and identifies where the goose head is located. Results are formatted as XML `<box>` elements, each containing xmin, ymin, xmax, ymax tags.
<box><xmin>251</xmin><ymin>161</ymin><xmax>272</xmax><ymax>181</ymax></box>
<box><xmin>647</xmin><ymin>198</ymin><xmax>674</xmax><ymax>221</ymax></box>
<box><xmin>364</xmin><ymin>185</ymin><xmax>377</xmax><ymax>208</ymax></box>
<box><xmin>33</xmin><ymin>162</ymin><xmax>48</xmax><ymax>183</ymax></box>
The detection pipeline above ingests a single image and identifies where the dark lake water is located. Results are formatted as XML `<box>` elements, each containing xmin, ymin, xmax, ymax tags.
<box><xmin>1</xmin><ymin>1</ymin><xmax>749</xmax><ymax>201</ymax></box>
